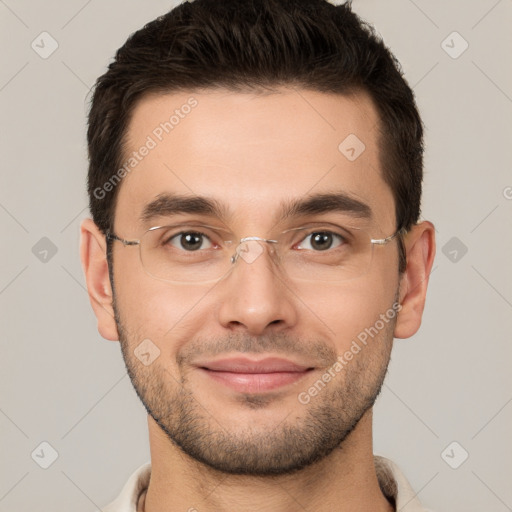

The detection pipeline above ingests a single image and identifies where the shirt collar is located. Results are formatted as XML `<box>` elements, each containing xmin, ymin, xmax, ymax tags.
<box><xmin>103</xmin><ymin>456</ymin><xmax>430</xmax><ymax>512</ymax></box>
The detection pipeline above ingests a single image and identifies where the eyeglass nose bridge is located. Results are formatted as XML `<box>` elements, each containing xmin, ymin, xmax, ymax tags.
<box><xmin>229</xmin><ymin>236</ymin><xmax>279</xmax><ymax>265</ymax></box>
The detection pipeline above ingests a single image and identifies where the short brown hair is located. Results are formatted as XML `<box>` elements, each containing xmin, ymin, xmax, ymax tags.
<box><xmin>87</xmin><ymin>0</ymin><xmax>424</xmax><ymax>272</ymax></box>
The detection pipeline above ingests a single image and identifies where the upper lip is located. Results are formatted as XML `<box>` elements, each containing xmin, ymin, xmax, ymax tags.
<box><xmin>196</xmin><ymin>357</ymin><xmax>314</xmax><ymax>373</ymax></box>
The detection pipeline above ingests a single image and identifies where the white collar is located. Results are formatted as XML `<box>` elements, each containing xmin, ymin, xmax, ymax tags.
<box><xmin>102</xmin><ymin>456</ymin><xmax>432</xmax><ymax>511</ymax></box>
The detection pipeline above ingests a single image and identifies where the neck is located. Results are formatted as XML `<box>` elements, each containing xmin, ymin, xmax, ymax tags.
<box><xmin>142</xmin><ymin>410</ymin><xmax>393</xmax><ymax>512</ymax></box>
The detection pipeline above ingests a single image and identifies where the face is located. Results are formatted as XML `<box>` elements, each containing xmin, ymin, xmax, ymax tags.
<box><xmin>109</xmin><ymin>88</ymin><xmax>402</xmax><ymax>475</ymax></box>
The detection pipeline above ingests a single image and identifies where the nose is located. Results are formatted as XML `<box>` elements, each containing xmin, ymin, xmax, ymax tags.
<box><xmin>217</xmin><ymin>239</ymin><xmax>298</xmax><ymax>336</ymax></box>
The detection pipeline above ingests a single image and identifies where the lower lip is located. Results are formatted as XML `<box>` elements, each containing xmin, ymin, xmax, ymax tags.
<box><xmin>200</xmin><ymin>369</ymin><xmax>312</xmax><ymax>393</ymax></box>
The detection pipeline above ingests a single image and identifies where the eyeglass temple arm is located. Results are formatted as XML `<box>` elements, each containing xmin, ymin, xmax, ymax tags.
<box><xmin>106</xmin><ymin>233</ymin><xmax>140</xmax><ymax>246</ymax></box>
<box><xmin>371</xmin><ymin>227</ymin><xmax>406</xmax><ymax>246</ymax></box>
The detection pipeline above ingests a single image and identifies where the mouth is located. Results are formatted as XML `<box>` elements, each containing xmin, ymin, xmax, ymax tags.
<box><xmin>195</xmin><ymin>356</ymin><xmax>315</xmax><ymax>393</ymax></box>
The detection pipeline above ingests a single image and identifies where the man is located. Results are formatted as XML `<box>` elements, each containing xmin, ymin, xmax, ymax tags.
<box><xmin>80</xmin><ymin>0</ymin><xmax>436</xmax><ymax>510</ymax></box>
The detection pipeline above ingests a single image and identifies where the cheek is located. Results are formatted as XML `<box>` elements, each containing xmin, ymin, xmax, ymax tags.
<box><xmin>300</xmin><ymin>270</ymin><xmax>399</xmax><ymax>351</ymax></box>
<box><xmin>112</xmin><ymin>255</ymin><xmax>209</xmax><ymax>350</ymax></box>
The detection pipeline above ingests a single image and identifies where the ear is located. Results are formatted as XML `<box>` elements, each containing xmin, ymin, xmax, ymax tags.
<box><xmin>394</xmin><ymin>221</ymin><xmax>436</xmax><ymax>339</ymax></box>
<box><xmin>80</xmin><ymin>218</ymin><xmax>119</xmax><ymax>341</ymax></box>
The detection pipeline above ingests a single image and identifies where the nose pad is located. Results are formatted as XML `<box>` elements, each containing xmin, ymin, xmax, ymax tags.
<box><xmin>235</xmin><ymin>240</ymin><xmax>264</xmax><ymax>264</ymax></box>
<box><xmin>230</xmin><ymin>237</ymin><xmax>278</xmax><ymax>265</ymax></box>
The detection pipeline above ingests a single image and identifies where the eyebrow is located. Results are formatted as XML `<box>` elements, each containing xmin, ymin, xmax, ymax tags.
<box><xmin>139</xmin><ymin>194</ymin><xmax>230</xmax><ymax>224</ymax></box>
<box><xmin>281</xmin><ymin>192</ymin><xmax>372</xmax><ymax>221</ymax></box>
<box><xmin>139</xmin><ymin>191</ymin><xmax>372</xmax><ymax>225</ymax></box>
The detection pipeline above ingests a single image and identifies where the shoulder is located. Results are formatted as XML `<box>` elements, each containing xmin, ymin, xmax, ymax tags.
<box><xmin>101</xmin><ymin>462</ymin><xmax>151</xmax><ymax>512</ymax></box>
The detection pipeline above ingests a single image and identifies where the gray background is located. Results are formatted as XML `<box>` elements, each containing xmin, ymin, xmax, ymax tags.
<box><xmin>1</xmin><ymin>0</ymin><xmax>511</xmax><ymax>510</ymax></box>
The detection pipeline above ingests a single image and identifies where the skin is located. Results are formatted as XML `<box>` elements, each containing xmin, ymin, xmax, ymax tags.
<box><xmin>81</xmin><ymin>87</ymin><xmax>435</xmax><ymax>512</ymax></box>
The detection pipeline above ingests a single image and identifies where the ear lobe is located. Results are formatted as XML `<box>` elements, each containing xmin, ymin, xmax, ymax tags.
<box><xmin>394</xmin><ymin>221</ymin><xmax>436</xmax><ymax>339</ymax></box>
<box><xmin>80</xmin><ymin>218</ymin><xmax>119</xmax><ymax>341</ymax></box>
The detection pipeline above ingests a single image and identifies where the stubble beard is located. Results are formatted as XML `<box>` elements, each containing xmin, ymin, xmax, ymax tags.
<box><xmin>113</xmin><ymin>296</ymin><xmax>395</xmax><ymax>477</ymax></box>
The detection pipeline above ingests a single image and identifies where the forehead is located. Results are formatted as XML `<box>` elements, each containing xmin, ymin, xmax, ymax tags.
<box><xmin>115</xmin><ymin>87</ymin><xmax>395</xmax><ymax>231</ymax></box>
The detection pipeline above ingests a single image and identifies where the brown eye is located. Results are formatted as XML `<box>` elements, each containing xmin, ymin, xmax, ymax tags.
<box><xmin>297</xmin><ymin>232</ymin><xmax>344</xmax><ymax>251</ymax></box>
<box><xmin>168</xmin><ymin>232</ymin><xmax>213</xmax><ymax>251</ymax></box>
